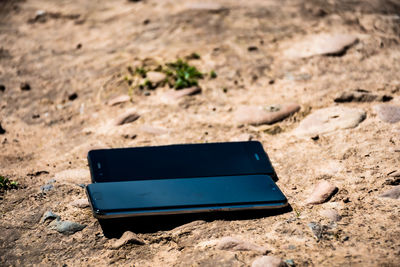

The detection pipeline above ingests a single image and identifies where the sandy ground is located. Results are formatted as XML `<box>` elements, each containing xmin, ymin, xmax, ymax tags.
<box><xmin>1</xmin><ymin>0</ymin><xmax>400</xmax><ymax>266</ymax></box>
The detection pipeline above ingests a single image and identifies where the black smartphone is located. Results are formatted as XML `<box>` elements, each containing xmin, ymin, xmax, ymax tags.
<box><xmin>87</xmin><ymin>141</ymin><xmax>277</xmax><ymax>183</ymax></box>
<box><xmin>86</xmin><ymin>174</ymin><xmax>287</xmax><ymax>219</ymax></box>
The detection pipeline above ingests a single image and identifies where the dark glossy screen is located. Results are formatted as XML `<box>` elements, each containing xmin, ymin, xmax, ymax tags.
<box><xmin>88</xmin><ymin>141</ymin><xmax>275</xmax><ymax>182</ymax></box>
<box><xmin>86</xmin><ymin>174</ymin><xmax>286</xmax><ymax>214</ymax></box>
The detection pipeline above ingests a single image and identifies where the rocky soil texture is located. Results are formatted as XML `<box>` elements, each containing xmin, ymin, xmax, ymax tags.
<box><xmin>1</xmin><ymin>0</ymin><xmax>400</xmax><ymax>266</ymax></box>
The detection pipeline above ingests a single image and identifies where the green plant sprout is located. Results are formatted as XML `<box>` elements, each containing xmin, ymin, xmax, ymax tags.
<box><xmin>0</xmin><ymin>175</ymin><xmax>19</xmax><ymax>191</ymax></box>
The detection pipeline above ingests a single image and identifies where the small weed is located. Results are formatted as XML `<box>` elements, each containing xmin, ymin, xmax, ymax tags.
<box><xmin>135</xmin><ymin>67</ymin><xmax>147</xmax><ymax>78</ymax></box>
<box><xmin>122</xmin><ymin>58</ymin><xmax>212</xmax><ymax>93</ymax></box>
<box><xmin>165</xmin><ymin>59</ymin><xmax>203</xmax><ymax>89</ymax></box>
<box><xmin>210</xmin><ymin>70</ymin><xmax>217</xmax><ymax>79</ymax></box>
<box><xmin>294</xmin><ymin>209</ymin><xmax>301</xmax><ymax>218</ymax></box>
<box><xmin>0</xmin><ymin>175</ymin><xmax>19</xmax><ymax>191</ymax></box>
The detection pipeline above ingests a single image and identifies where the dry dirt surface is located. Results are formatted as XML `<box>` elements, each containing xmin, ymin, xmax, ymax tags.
<box><xmin>1</xmin><ymin>0</ymin><xmax>400</xmax><ymax>266</ymax></box>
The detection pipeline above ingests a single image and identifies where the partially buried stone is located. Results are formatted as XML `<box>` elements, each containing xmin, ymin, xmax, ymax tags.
<box><xmin>140</xmin><ymin>125</ymin><xmax>167</xmax><ymax>135</ymax></box>
<box><xmin>40</xmin><ymin>210</ymin><xmax>60</xmax><ymax>223</ymax></box>
<box><xmin>293</xmin><ymin>106</ymin><xmax>366</xmax><ymax>137</ymax></box>
<box><xmin>334</xmin><ymin>89</ymin><xmax>392</xmax><ymax>103</ymax></box>
<box><xmin>162</xmin><ymin>87</ymin><xmax>201</xmax><ymax>101</ymax></box>
<box><xmin>71</xmin><ymin>198</ymin><xmax>89</xmax><ymax>208</ymax></box>
<box><xmin>40</xmin><ymin>183</ymin><xmax>53</xmax><ymax>192</ymax></box>
<box><xmin>305</xmin><ymin>180</ymin><xmax>338</xmax><ymax>205</ymax></box>
<box><xmin>185</xmin><ymin>2</ymin><xmax>227</xmax><ymax>13</ymax></box>
<box><xmin>307</xmin><ymin>222</ymin><xmax>329</xmax><ymax>240</ymax></box>
<box><xmin>235</xmin><ymin>103</ymin><xmax>300</xmax><ymax>126</ymax></box>
<box><xmin>107</xmin><ymin>95</ymin><xmax>130</xmax><ymax>106</ymax></box>
<box><xmin>49</xmin><ymin>219</ymin><xmax>86</xmax><ymax>235</ymax></box>
<box><xmin>379</xmin><ymin>185</ymin><xmax>400</xmax><ymax>199</ymax></box>
<box><xmin>374</xmin><ymin>104</ymin><xmax>400</xmax><ymax>123</ymax></box>
<box><xmin>252</xmin><ymin>256</ymin><xmax>287</xmax><ymax>267</ymax></box>
<box><xmin>112</xmin><ymin>231</ymin><xmax>145</xmax><ymax>249</ymax></box>
<box><xmin>114</xmin><ymin>108</ymin><xmax>140</xmax><ymax>125</ymax></box>
<box><xmin>285</xmin><ymin>34</ymin><xmax>357</xmax><ymax>58</ymax></box>
<box><xmin>216</xmin><ymin>236</ymin><xmax>268</xmax><ymax>254</ymax></box>
<box><xmin>54</xmin><ymin>168</ymin><xmax>90</xmax><ymax>184</ymax></box>
<box><xmin>320</xmin><ymin>209</ymin><xmax>342</xmax><ymax>222</ymax></box>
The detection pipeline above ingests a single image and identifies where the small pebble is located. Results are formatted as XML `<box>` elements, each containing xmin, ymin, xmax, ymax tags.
<box><xmin>374</xmin><ymin>104</ymin><xmax>400</xmax><ymax>123</ymax></box>
<box><xmin>114</xmin><ymin>108</ymin><xmax>140</xmax><ymax>125</ymax></box>
<box><xmin>252</xmin><ymin>256</ymin><xmax>287</xmax><ymax>267</ymax></box>
<box><xmin>107</xmin><ymin>95</ymin><xmax>130</xmax><ymax>106</ymax></box>
<box><xmin>40</xmin><ymin>183</ymin><xmax>54</xmax><ymax>192</ymax></box>
<box><xmin>305</xmin><ymin>180</ymin><xmax>338</xmax><ymax>205</ymax></box>
<box><xmin>140</xmin><ymin>125</ymin><xmax>168</xmax><ymax>135</ymax></box>
<box><xmin>185</xmin><ymin>3</ymin><xmax>227</xmax><ymax>12</ymax></box>
<box><xmin>285</xmin><ymin>33</ymin><xmax>357</xmax><ymax>58</ymax></box>
<box><xmin>112</xmin><ymin>231</ymin><xmax>145</xmax><ymax>249</ymax></box>
<box><xmin>320</xmin><ymin>209</ymin><xmax>342</xmax><ymax>222</ymax></box>
<box><xmin>146</xmin><ymin>71</ymin><xmax>166</xmax><ymax>85</ymax></box>
<box><xmin>285</xmin><ymin>259</ymin><xmax>295</xmax><ymax>266</ymax></box>
<box><xmin>216</xmin><ymin>236</ymin><xmax>268</xmax><ymax>254</ymax></box>
<box><xmin>54</xmin><ymin>168</ymin><xmax>90</xmax><ymax>184</ymax></box>
<box><xmin>307</xmin><ymin>222</ymin><xmax>329</xmax><ymax>240</ymax></box>
<box><xmin>235</xmin><ymin>103</ymin><xmax>300</xmax><ymax>126</ymax></box>
<box><xmin>71</xmin><ymin>198</ymin><xmax>89</xmax><ymax>208</ymax></box>
<box><xmin>334</xmin><ymin>89</ymin><xmax>391</xmax><ymax>103</ymax></box>
<box><xmin>162</xmin><ymin>87</ymin><xmax>201</xmax><ymax>102</ymax></box>
<box><xmin>294</xmin><ymin>106</ymin><xmax>366</xmax><ymax>137</ymax></box>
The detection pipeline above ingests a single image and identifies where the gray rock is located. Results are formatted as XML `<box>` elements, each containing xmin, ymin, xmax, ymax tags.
<box><xmin>374</xmin><ymin>104</ymin><xmax>400</xmax><ymax>123</ymax></box>
<box><xmin>379</xmin><ymin>186</ymin><xmax>400</xmax><ymax>199</ymax></box>
<box><xmin>40</xmin><ymin>210</ymin><xmax>60</xmax><ymax>223</ymax></box>
<box><xmin>305</xmin><ymin>180</ymin><xmax>338</xmax><ymax>205</ymax></box>
<box><xmin>334</xmin><ymin>89</ymin><xmax>392</xmax><ymax>103</ymax></box>
<box><xmin>307</xmin><ymin>222</ymin><xmax>330</xmax><ymax>240</ymax></box>
<box><xmin>71</xmin><ymin>198</ymin><xmax>89</xmax><ymax>208</ymax></box>
<box><xmin>235</xmin><ymin>103</ymin><xmax>300</xmax><ymax>126</ymax></box>
<box><xmin>294</xmin><ymin>106</ymin><xmax>366</xmax><ymax>137</ymax></box>
<box><xmin>107</xmin><ymin>95</ymin><xmax>130</xmax><ymax>106</ymax></box>
<box><xmin>49</xmin><ymin>219</ymin><xmax>86</xmax><ymax>235</ymax></box>
<box><xmin>112</xmin><ymin>231</ymin><xmax>145</xmax><ymax>249</ymax></box>
<box><xmin>114</xmin><ymin>108</ymin><xmax>140</xmax><ymax>125</ymax></box>
<box><xmin>285</xmin><ymin>34</ymin><xmax>357</xmax><ymax>58</ymax></box>
<box><xmin>162</xmin><ymin>87</ymin><xmax>201</xmax><ymax>101</ymax></box>
<box><xmin>284</xmin><ymin>259</ymin><xmax>295</xmax><ymax>266</ymax></box>
<box><xmin>146</xmin><ymin>71</ymin><xmax>166</xmax><ymax>85</ymax></box>
<box><xmin>252</xmin><ymin>256</ymin><xmax>287</xmax><ymax>267</ymax></box>
<box><xmin>216</xmin><ymin>236</ymin><xmax>268</xmax><ymax>254</ymax></box>
<box><xmin>320</xmin><ymin>209</ymin><xmax>342</xmax><ymax>222</ymax></box>
<box><xmin>40</xmin><ymin>183</ymin><xmax>54</xmax><ymax>192</ymax></box>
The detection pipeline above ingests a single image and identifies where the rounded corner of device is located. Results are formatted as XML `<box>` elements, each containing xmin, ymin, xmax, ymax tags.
<box><xmin>92</xmin><ymin>209</ymin><xmax>107</xmax><ymax>219</ymax></box>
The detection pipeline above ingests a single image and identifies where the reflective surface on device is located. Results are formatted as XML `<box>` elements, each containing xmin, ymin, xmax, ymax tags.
<box><xmin>86</xmin><ymin>174</ymin><xmax>287</xmax><ymax>218</ymax></box>
<box><xmin>88</xmin><ymin>141</ymin><xmax>275</xmax><ymax>182</ymax></box>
